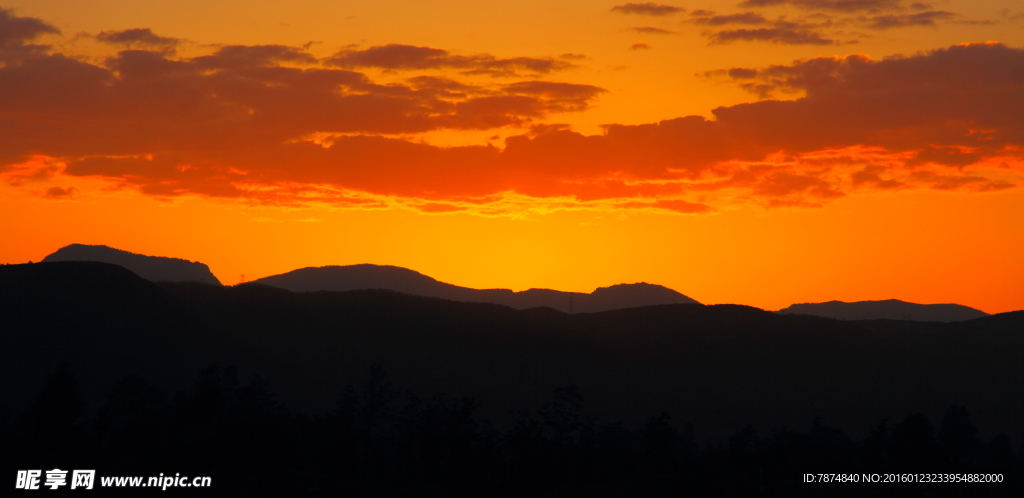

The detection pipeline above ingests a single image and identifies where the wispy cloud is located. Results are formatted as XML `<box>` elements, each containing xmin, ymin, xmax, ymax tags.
<box><xmin>610</xmin><ymin>3</ymin><xmax>685</xmax><ymax>16</ymax></box>
<box><xmin>708</xmin><ymin>27</ymin><xmax>841</xmax><ymax>45</ymax></box>
<box><xmin>690</xmin><ymin>2</ymin><xmax>962</xmax><ymax>46</ymax></box>
<box><xmin>324</xmin><ymin>44</ymin><xmax>574</xmax><ymax>77</ymax></box>
<box><xmin>96</xmin><ymin>28</ymin><xmax>180</xmax><ymax>54</ymax></box>
<box><xmin>860</xmin><ymin>10</ymin><xmax>956</xmax><ymax>29</ymax></box>
<box><xmin>693</xmin><ymin>12</ymin><xmax>769</xmax><ymax>26</ymax></box>
<box><xmin>630</xmin><ymin>26</ymin><xmax>677</xmax><ymax>34</ymax></box>
<box><xmin>738</xmin><ymin>0</ymin><xmax>902</xmax><ymax>12</ymax></box>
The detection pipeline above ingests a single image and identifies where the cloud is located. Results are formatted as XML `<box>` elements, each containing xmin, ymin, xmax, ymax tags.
<box><xmin>693</xmin><ymin>12</ymin><xmax>770</xmax><ymax>26</ymax></box>
<box><xmin>630</xmin><ymin>41</ymin><xmax>652</xmax><ymax>50</ymax></box>
<box><xmin>1</xmin><ymin>8</ymin><xmax>1020</xmax><ymax>215</ymax></box>
<box><xmin>738</xmin><ymin>0</ymin><xmax>902</xmax><ymax>12</ymax></box>
<box><xmin>701</xmin><ymin>44</ymin><xmax>1024</xmax><ymax>176</ymax></box>
<box><xmin>503</xmin><ymin>81</ymin><xmax>604</xmax><ymax>105</ymax></box>
<box><xmin>610</xmin><ymin>3</ymin><xmax>685</xmax><ymax>16</ymax></box>
<box><xmin>193</xmin><ymin>44</ymin><xmax>319</xmax><ymax>69</ymax></box>
<box><xmin>708</xmin><ymin>27</ymin><xmax>839</xmax><ymax>45</ymax></box>
<box><xmin>692</xmin><ymin>4</ymin><xmax>961</xmax><ymax>44</ymax></box>
<box><xmin>96</xmin><ymin>28</ymin><xmax>180</xmax><ymax>54</ymax></box>
<box><xmin>630</xmin><ymin>26</ymin><xmax>677</xmax><ymax>34</ymax></box>
<box><xmin>851</xmin><ymin>165</ymin><xmax>907</xmax><ymax>189</ymax></box>
<box><xmin>0</xmin><ymin>7</ymin><xmax>59</xmax><ymax>56</ymax></box>
<box><xmin>728</xmin><ymin>67</ymin><xmax>759</xmax><ymax>79</ymax></box>
<box><xmin>0</xmin><ymin>27</ymin><xmax>599</xmax><ymax>158</ymax></box>
<box><xmin>694</xmin><ymin>15</ymin><xmax>854</xmax><ymax>46</ymax></box>
<box><xmin>617</xmin><ymin>199</ymin><xmax>712</xmax><ymax>213</ymax></box>
<box><xmin>860</xmin><ymin>10</ymin><xmax>956</xmax><ymax>29</ymax></box>
<box><xmin>324</xmin><ymin>44</ymin><xmax>574</xmax><ymax>76</ymax></box>
<box><xmin>951</xmin><ymin>19</ymin><xmax>998</xmax><ymax>26</ymax></box>
<box><xmin>1001</xmin><ymin>9</ymin><xmax>1024</xmax><ymax>21</ymax></box>
<box><xmin>434</xmin><ymin>82</ymin><xmax>605</xmax><ymax>128</ymax></box>
<box><xmin>43</xmin><ymin>186</ymin><xmax>77</xmax><ymax>199</ymax></box>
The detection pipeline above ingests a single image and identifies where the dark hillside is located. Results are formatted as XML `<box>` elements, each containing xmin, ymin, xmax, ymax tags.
<box><xmin>0</xmin><ymin>262</ymin><xmax>226</xmax><ymax>417</ymax></box>
<box><xmin>181</xmin><ymin>285</ymin><xmax>1024</xmax><ymax>442</ymax></box>
<box><xmin>2</xmin><ymin>262</ymin><xmax>1022</xmax><ymax>444</ymax></box>
<box><xmin>3</xmin><ymin>262</ymin><xmax>1023</xmax><ymax>495</ymax></box>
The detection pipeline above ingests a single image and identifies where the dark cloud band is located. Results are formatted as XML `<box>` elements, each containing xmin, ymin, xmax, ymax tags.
<box><xmin>0</xmin><ymin>10</ymin><xmax>1018</xmax><ymax>213</ymax></box>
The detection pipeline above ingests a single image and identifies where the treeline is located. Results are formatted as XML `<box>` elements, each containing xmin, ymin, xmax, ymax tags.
<box><xmin>3</xmin><ymin>363</ymin><xmax>1021</xmax><ymax>497</ymax></box>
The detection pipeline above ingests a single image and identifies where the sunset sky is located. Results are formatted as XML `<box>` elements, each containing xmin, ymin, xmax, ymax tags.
<box><xmin>2</xmin><ymin>0</ymin><xmax>1022</xmax><ymax>313</ymax></box>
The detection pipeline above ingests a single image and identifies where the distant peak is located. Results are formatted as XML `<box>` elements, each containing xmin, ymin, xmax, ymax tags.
<box><xmin>595</xmin><ymin>282</ymin><xmax>661</xmax><ymax>290</ymax></box>
<box><xmin>778</xmin><ymin>299</ymin><xmax>987</xmax><ymax>323</ymax></box>
<box><xmin>52</xmin><ymin>243</ymin><xmax>196</xmax><ymax>263</ymax></box>
<box><xmin>298</xmin><ymin>264</ymin><xmax>439</xmax><ymax>281</ymax></box>
<box><xmin>42</xmin><ymin>244</ymin><xmax>220</xmax><ymax>285</ymax></box>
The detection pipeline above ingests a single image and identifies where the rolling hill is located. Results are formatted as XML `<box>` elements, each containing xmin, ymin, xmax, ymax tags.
<box><xmin>778</xmin><ymin>299</ymin><xmax>988</xmax><ymax>322</ymax></box>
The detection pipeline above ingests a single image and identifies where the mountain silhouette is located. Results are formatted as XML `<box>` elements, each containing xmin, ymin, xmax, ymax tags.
<box><xmin>778</xmin><ymin>299</ymin><xmax>988</xmax><ymax>322</ymax></box>
<box><xmin>6</xmin><ymin>262</ymin><xmax>1023</xmax><ymax>497</ymax></box>
<box><xmin>4</xmin><ymin>261</ymin><xmax>1024</xmax><ymax>448</ymax></box>
<box><xmin>41</xmin><ymin>243</ymin><xmax>221</xmax><ymax>285</ymax></box>
<box><xmin>250</xmin><ymin>264</ymin><xmax>699</xmax><ymax>312</ymax></box>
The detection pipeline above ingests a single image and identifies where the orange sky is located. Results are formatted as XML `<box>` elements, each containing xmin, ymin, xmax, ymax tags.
<box><xmin>2</xmin><ymin>1</ymin><xmax>1023</xmax><ymax>313</ymax></box>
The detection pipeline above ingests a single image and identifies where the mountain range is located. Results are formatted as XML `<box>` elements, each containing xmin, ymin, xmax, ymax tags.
<box><xmin>250</xmin><ymin>264</ymin><xmax>699</xmax><ymax>313</ymax></box>
<box><xmin>3</xmin><ymin>260</ymin><xmax>1022</xmax><ymax>495</ymax></box>
<box><xmin>778</xmin><ymin>299</ymin><xmax>989</xmax><ymax>322</ymax></box>
<box><xmin>2</xmin><ymin>260</ymin><xmax>1022</xmax><ymax>446</ymax></box>
<box><xmin>38</xmin><ymin>243</ymin><xmax>991</xmax><ymax>321</ymax></box>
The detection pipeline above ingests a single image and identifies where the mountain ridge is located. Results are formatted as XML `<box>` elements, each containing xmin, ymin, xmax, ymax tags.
<box><xmin>41</xmin><ymin>243</ymin><xmax>221</xmax><ymax>285</ymax></box>
<box><xmin>249</xmin><ymin>263</ymin><xmax>700</xmax><ymax>313</ymax></box>
<box><xmin>37</xmin><ymin>244</ymin><xmax>994</xmax><ymax>319</ymax></box>
<box><xmin>777</xmin><ymin>298</ymin><xmax>988</xmax><ymax>323</ymax></box>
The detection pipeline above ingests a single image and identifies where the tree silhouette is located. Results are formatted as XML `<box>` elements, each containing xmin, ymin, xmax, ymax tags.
<box><xmin>890</xmin><ymin>412</ymin><xmax>938</xmax><ymax>470</ymax></box>
<box><xmin>939</xmin><ymin>404</ymin><xmax>978</xmax><ymax>468</ymax></box>
<box><xmin>21</xmin><ymin>362</ymin><xmax>85</xmax><ymax>463</ymax></box>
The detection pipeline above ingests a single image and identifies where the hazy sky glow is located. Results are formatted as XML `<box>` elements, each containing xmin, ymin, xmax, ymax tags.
<box><xmin>2</xmin><ymin>1</ymin><xmax>1023</xmax><ymax>312</ymax></box>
